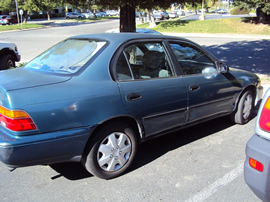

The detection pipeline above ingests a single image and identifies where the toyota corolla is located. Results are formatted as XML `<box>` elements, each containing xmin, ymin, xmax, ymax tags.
<box><xmin>0</xmin><ymin>33</ymin><xmax>263</xmax><ymax>179</ymax></box>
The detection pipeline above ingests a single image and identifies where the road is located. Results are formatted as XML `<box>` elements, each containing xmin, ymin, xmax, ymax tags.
<box><xmin>0</xmin><ymin>19</ymin><xmax>268</xmax><ymax>201</ymax></box>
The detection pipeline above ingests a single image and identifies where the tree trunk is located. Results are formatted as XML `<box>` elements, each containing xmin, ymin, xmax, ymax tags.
<box><xmin>257</xmin><ymin>7</ymin><xmax>270</xmax><ymax>24</ymax></box>
<box><xmin>137</xmin><ymin>10</ymin><xmax>144</xmax><ymax>24</ymax></box>
<box><xmin>148</xmin><ymin>9</ymin><xmax>156</xmax><ymax>28</ymax></box>
<box><xmin>47</xmin><ymin>11</ymin><xmax>51</xmax><ymax>21</ymax></box>
<box><xmin>120</xmin><ymin>2</ymin><xmax>136</xmax><ymax>32</ymax></box>
<box><xmin>23</xmin><ymin>11</ymin><xmax>28</xmax><ymax>23</ymax></box>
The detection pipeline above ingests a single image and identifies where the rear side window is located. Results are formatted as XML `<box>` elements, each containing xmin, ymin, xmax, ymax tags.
<box><xmin>25</xmin><ymin>39</ymin><xmax>106</xmax><ymax>74</ymax></box>
<box><xmin>115</xmin><ymin>42</ymin><xmax>175</xmax><ymax>81</ymax></box>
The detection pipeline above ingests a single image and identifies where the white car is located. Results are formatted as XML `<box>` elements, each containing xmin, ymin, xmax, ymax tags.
<box><xmin>244</xmin><ymin>88</ymin><xmax>270</xmax><ymax>201</ymax></box>
<box><xmin>169</xmin><ymin>12</ymin><xmax>179</xmax><ymax>18</ymax></box>
<box><xmin>0</xmin><ymin>42</ymin><xmax>20</xmax><ymax>70</ymax></box>
<box><xmin>105</xmin><ymin>10</ymin><xmax>119</xmax><ymax>16</ymax></box>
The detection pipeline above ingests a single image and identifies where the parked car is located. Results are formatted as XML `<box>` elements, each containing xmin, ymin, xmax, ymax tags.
<box><xmin>0</xmin><ymin>33</ymin><xmax>263</xmax><ymax>179</ymax></box>
<box><xmin>107</xmin><ymin>28</ymin><xmax>161</xmax><ymax>35</ymax></box>
<box><xmin>211</xmin><ymin>9</ymin><xmax>227</xmax><ymax>14</ymax></box>
<box><xmin>82</xmin><ymin>12</ymin><xmax>94</xmax><ymax>18</ymax></box>
<box><xmin>0</xmin><ymin>15</ymin><xmax>18</xmax><ymax>25</ymax></box>
<box><xmin>95</xmin><ymin>12</ymin><xmax>109</xmax><ymax>17</ymax></box>
<box><xmin>0</xmin><ymin>42</ymin><xmax>20</xmax><ymax>70</ymax></box>
<box><xmin>244</xmin><ymin>88</ymin><xmax>270</xmax><ymax>201</ymax></box>
<box><xmin>217</xmin><ymin>9</ymin><xmax>227</xmax><ymax>14</ymax></box>
<box><xmin>65</xmin><ymin>12</ymin><xmax>86</xmax><ymax>19</ymax></box>
<box><xmin>105</xmin><ymin>10</ymin><xmax>119</xmax><ymax>16</ymax></box>
<box><xmin>176</xmin><ymin>10</ymin><xmax>185</xmax><ymax>16</ymax></box>
<box><xmin>169</xmin><ymin>12</ymin><xmax>179</xmax><ymax>19</ymax></box>
<box><xmin>153</xmin><ymin>11</ymin><xmax>169</xmax><ymax>20</ymax></box>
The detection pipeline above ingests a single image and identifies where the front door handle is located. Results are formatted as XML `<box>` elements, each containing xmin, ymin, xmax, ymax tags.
<box><xmin>189</xmin><ymin>85</ymin><xmax>200</xmax><ymax>91</ymax></box>
<box><xmin>126</xmin><ymin>93</ymin><xmax>142</xmax><ymax>101</ymax></box>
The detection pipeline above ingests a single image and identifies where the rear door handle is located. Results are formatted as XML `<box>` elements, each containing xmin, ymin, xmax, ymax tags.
<box><xmin>126</xmin><ymin>93</ymin><xmax>142</xmax><ymax>101</ymax></box>
<box><xmin>189</xmin><ymin>85</ymin><xmax>200</xmax><ymax>91</ymax></box>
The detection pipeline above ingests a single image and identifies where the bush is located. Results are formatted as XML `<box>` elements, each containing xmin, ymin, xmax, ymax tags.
<box><xmin>230</xmin><ymin>7</ymin><xmax>250</xmax><ymax>15</ymax></box>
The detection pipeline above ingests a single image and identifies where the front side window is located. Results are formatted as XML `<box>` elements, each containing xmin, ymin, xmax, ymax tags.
<box><xmin>169</xmin><ymin>42</ymin><xmax>217</xmax><ymax>75</ymax></box>
<box><xmin>115</xmin><ymin>42</ymin><xmax>175</xmax><ymax>81</ymax></box>
<box><xmin>25</xmin><ymin>39</ymin><xmax>106</xmax><ymax>74</ymax></box>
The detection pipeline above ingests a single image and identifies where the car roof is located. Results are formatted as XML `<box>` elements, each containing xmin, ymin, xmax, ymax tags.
<box><xmin>70</xmin><ymin>33</ymin><xmax>191</xmax><ymax>44</ymax></box>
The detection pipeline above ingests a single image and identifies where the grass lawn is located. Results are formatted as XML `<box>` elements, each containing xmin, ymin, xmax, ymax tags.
<box><xmin>137</xmin><ymin>17</ymin><xmax>270</xmax><ymax>35</ymax></box>
<box><xmin>0</xmin><ymin>23</ymin><xmax>44</xmax><ymax>31</ymax></box>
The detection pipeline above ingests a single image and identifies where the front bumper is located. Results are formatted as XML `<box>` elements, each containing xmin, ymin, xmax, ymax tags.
<box><xmin>244</xmin><ymin>134</ymin><xmax>270</xmax><ymax>201</ymax></box>
<box><xmin>0</xmin><ymin>127</ymin><xmax>92</xmax><ymax>168</ymax></box>
<box><xmin>255</xmin><ymin>85</ymin><xmax>264</xmax><ymax>106</ymax></box>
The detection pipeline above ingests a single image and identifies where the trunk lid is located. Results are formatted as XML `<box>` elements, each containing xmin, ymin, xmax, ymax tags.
<box><xmin>0</xmin><ymin>68</ymin><xmax>71</xmax><ymax>92</ymax></box>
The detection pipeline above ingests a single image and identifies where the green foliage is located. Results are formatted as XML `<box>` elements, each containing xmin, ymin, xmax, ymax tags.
<box><xmin>233</xmin><ymin>0</ymin><xmax>270</xmax><ymax>15</ymax></box>
<box><xmin>230</xmin><ymin>7</ymin><xmax>250</xmax><ymax>15</ymax></box>
<box><xmin>0</xmin><ymin>23</ymin><xmax>43</xmax><ymax>31</ymax></box>
<box><xmin>0</xmin><ymin>0</ymin><xmax>16</xmax><ymax>12</ymax></box>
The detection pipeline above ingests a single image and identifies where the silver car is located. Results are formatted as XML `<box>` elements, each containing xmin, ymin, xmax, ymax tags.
<box><xmin>0</xmin><ymin>42</ymin><xmax>20</xmax><ymax>70</ymax></box>
<box><xmin>244</xmin><ymin>87</ymin><xmax>270</xmax><ymax>201</ymax></box>
<box><xmin>66</xmin><ymin>12</ymin><xmax>86</xmax><ymax>19</ymax></box>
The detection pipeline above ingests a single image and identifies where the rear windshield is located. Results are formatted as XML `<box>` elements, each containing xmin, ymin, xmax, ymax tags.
<box><xmin>25</xmin><ymin>39</ymin><xmax>107</xmax><ymax>74</ymax></box>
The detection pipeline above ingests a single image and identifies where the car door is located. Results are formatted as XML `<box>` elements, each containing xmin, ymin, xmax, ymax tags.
<box><xmin>168</xmin><ymin>41</ymin><xmax>239</xmax><ymax>124</ymax></box>
<box><xmin>113</xmin><ymin>41</ymin><xmax>188</xmax><ymax>137</ymax></box>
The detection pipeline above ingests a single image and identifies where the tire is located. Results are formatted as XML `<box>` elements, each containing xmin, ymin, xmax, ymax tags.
<box><xmin>231</xmin><ymin>90</ymin><xmax>254</xmax><ymax>124</ymax></box>
<box><xmin>82</xmin><ymin>122</ymin><xmax>137</xmax><ymax>179</ymax></box>
<box><xmin>0</xmin><ymin>54</ymin><xmax>15</xmax><ymax>70</ymax></box>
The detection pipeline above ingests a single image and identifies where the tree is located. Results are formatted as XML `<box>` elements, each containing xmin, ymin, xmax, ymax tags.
<box><xmin>0</xmin><ymin>0</ymin><xmax>15</xmax><ymax>14</ymax></box>
<box><xmin>95</xmin><ymin>0</ymin><xmax>189</xmax><ymax>32</ymax></box>
<box><xmin>233</xmin><ymin>0</ymin><xmax>270</xmax><ymax>24</ymax></box>
<box><xmin>30</xmin><ymin>0</ymin><xmax>59</xmax><ymax>20</ymax></box>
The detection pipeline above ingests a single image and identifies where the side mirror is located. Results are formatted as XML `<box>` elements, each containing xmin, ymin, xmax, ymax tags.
<box><xmin>217</xmin><ymin>62</ymin><xmax>229</xmax><ymax>73</ymax></box>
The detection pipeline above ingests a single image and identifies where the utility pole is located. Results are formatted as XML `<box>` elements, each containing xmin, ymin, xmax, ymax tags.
<box><xmin>15</xmin><ymin>0</ymin><xmax>19</xmax><ymax>25</ymax></box>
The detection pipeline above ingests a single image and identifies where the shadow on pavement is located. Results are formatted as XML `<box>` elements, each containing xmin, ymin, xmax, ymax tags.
<box><xmin>204</xmin><ymin>39</ymin><xmax>270</xmax><ymax>76</ymax></box>
<box><xmin>49</xmin><ymin>116</ymin><xmax>248</xmax><ymax>180</ymax></box>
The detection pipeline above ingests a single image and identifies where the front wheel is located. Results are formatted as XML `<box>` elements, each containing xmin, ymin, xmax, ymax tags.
<box><xmin>231</xmin><ymin>90</ymin><xmax>254</xmax><ymax>124</ymax></box>
<box><xmin>0</xmin><ymin>54</ymin><xmax>15</xmax><ymax>70</ymax></box>
<box><xmin>82</xmin><ymin>122</ymin><xmax>137</xmax><ymax>179</ymax></box>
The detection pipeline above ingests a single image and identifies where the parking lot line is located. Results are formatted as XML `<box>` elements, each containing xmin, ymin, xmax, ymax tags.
<box><xmin>185</xmin><ymin>164</ymin><xmax>243</xmax><ymax>202</ymax></box>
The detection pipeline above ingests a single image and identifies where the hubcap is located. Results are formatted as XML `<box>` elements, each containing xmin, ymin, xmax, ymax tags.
<box><xmin>7</xmin><ymin>60</ymin><xmax>14</xmax><ymax>68</ymax></box>
<box><xmin>97</xmin><ymin>132</ymin><xmax>131</xmax><ymax>172</ymax></box>
<box><xmin>243</xmin><ymin>94</ymin><xmax>253</xmax><ymax>119</ymax></box>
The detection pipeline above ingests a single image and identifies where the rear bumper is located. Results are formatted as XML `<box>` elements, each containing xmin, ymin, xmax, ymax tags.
<box><xmin>244</xmin><ymin>134</ymin><xmax>270</xmax><ymax>201</ymax></box>
<box><xmin>0</xmin><ymin>127</ymin><xmax>92</xmax><ymax>168</ymax></box>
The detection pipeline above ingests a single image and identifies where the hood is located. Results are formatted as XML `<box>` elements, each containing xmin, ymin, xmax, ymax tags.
<box><xmin>0</xmin><ymin>68</ymin><xmax>71</xmax><ymax>92</ymax></box>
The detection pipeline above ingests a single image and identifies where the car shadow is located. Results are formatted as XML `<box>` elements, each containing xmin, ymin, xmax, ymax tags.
<box><xmin>204</xmin><ymin>40</ymin><xmax>270</xmax><ymax>76</ymax></box>
<box><xmin>49</xmin><ymin>113</ymin><xmax>257</xmax><ymax>181</ymax></box>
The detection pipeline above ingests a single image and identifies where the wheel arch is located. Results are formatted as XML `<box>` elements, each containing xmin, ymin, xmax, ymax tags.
<box><xmin>0</xmin><ymin>48</ymin><xmax>17</xmax><ymax>61</ymax></box>
<box><xmin>233</xmin><ymin>84</ymin><xmax>257</xmax><ymax>111</ymax></box>
<box><xmin>82</xmin><ymin>115</ymin><xmax>144</xmax><ymax>158</ymax></box>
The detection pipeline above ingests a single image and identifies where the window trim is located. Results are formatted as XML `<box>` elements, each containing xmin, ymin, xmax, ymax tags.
<box><xmin>165</xmin><ymin>40</ymin><xmax>219</xmax><ymax>77</ymax></box>
<box><xmin>111</xmin><ymin>39</ymin><xmax>178</xmax><ymax>82</ymax></box>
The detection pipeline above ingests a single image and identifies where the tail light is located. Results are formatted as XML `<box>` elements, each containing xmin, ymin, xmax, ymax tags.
<box><xmin>259</xmin><ymin>97</ymin><xmax>270</xmax><ymax>132</ymax></box>
<box><xmin>249</xmin><ymin>158</ymin><xmax>264</xmax><ymax>172</ymax></box>
<box><xmin>0</xmin><ymin>106</ymin><xmax>37</xmax><ymax>131</ymax></box>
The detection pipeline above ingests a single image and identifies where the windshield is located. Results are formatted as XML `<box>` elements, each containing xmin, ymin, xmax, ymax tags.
<box><xmin>25</xmin><ymin>39</ymin><xmax>107</xmax><ymax>74</ymax></box>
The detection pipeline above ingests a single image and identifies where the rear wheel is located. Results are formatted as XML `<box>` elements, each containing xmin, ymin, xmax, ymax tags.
<box><xmin>82</xmin><ymin>122</ymin><xmax>137</xmax><ymax>179</ymax></box>
<box><xmin>0</xmin><ymin>54</ymin><xmax>15</xmax><ymax>70</ymax></box>
<box><xmin>231</xmin><ymin>90</ymin><xmax>254</xmax><ymax>124</ymax></box>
